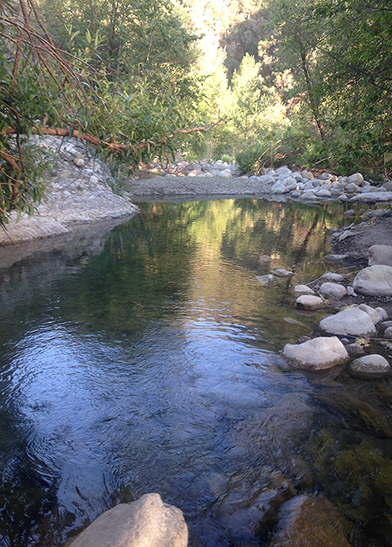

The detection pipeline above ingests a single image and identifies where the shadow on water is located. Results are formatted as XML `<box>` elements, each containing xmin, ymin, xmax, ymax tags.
<box><xmin>0</xmin><ymin>198</ymin><xmax>391</xmax><ymax>546</ymax></box>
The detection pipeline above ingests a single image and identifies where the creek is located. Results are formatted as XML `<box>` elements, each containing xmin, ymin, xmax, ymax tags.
<box><xmin>0</xmin><ymin>198</ymin><xmax>392</xmax><ymax>547</ymax></box>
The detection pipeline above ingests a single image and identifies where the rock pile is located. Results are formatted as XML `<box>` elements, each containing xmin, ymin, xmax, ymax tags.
<box><xmin>250</xmin><ymin>166</ymin><xmax>392</xmax><ymax>203</ymax></box>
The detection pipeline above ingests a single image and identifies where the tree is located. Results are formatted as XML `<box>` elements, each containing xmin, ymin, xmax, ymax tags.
<box><xmin>0</xmin><ymin>0</ymin><xmax>217</xmax><ymax>222</ymax></box>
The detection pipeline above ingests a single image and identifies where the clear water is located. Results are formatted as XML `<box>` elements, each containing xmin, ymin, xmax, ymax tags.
<box><xmin>0</xmin><ymin>199</ymin><xmax>391</xmax><ymax>547</ymax></box>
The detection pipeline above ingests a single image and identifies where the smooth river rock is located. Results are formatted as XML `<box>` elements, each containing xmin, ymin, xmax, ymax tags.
<box><xmin>270</xmin><ymin>495</ymin><xmax>351</xmax><ymax>547</ymax></box>
<box><xmin>368</xmin><ymin>245</ymin><xmax>392</xmax><ymax>267</ymax></box>
<box><xmin>319</xmin><ymin>282</ymin><xmax>347</xmax><ymax>299</ymax></box>
<box><xmin>350</xmin><ymin>355</ymin><xmax>391</xmax><ymax>376</ymax></box>
<box><xmin>294</xmin><ymin>284</ymin><xmax>315</xmax><ymax>296</ymax></box>
<box><xmin>282</xmin><ymin>336</ymin><xmax>349</xmax><ymax>370</ymax></box>
<box><xmin>321</xmin><ymin>272</ymin><xmax>344</xmax><ymax>282</ymax></box>
<box><xmin>353</xmin><ymin>265</ymin><xmax>392</xmax><ymax>296</ymax></box>
<box><xmin>357</xmin><ymin>304</ymin><xmax>383</xmax><ymax>325</ymax></box>
<box><xmin>319</xmin><ymin>308</ymin><xmax>377</xmax><ymax>337</ymax></box>
<box><xmin>68</xmin><ymin>494</ymin><xmax>188</xmax><ymax>547</ymax></box>
<box><xmin>295</xmin><ymin>295</ymin><xmax>324</xmax><ymax>311</ymax></box>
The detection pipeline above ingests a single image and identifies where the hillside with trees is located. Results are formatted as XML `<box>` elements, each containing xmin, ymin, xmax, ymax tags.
<box><xmin>1</xmin><ymin>0</ymin><xmax>391</xmax><ymax>223</ymax></box>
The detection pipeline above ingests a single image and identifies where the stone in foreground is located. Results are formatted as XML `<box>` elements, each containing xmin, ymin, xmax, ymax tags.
<box><xmin>270</xmin><ymin>495</ymin><xmax>351</xmax><ymax>547</ymax></box>
<box><xmin>295</xmin><ymin>295</ymin><xmax>324</xmax><ymax>311</ymax></box>
<box><xmin>353</xmin><ymin>265</ymin><xmax>392</xmax><ymax>296</ymax></box>
<box><xmin>68</xmin><ymin>493</ymin><xmax>188</xmax><ymax>547</ymax></box>
<box><xmin>350</xmin><ymin>355</ymin><xmax>391</xmax><ymax>376</ymax></box>
<box><xmin>282</xmin><ymin>336</ymin><xmax>349</xmax><ymax>370</ymax></box>
<box><xmin>319</xmin><ymin>282</ymin><xmax>347</xmax><ymax>299</ymax></box>
<box><xmin>320</xmin><ymin>308</ymin><xmax>377</xmax><ymax>337</ymax></box>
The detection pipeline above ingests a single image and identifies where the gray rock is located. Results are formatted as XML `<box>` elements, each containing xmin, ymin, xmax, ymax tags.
<box><xmin>385</xmin><ymin>327</ymin><xmax>392</xmax><ymax>339</ymax></box>
<box><xmin>257</xmin><ymin>274</ymin><xmax>275</xmax><ymax>286</ymax></box>
<box><xmin>301</xmin><ymin>170</ymin><xmax>314</xmax><ymax>180</ymax></box>
<box><xmin>346</xmin><ymin>286</ymin><xmax>356</xmax><ymax>297</ymax></box>
<box><xmin>315</xmin><ymin>189</ymin><xmax>331</xmax><ymax>198</ymax></box>
<box><xmin>319</xmin><ymin>282</ymin><xmax>346</xmax><ymax>299</ymax></box>
<box><xmin>382</xmin><ymin>181</ymin><xmax>392</xmax><ymax>191</ymax></box>
<box><xmin>271</xmin><ymin>182</ymin><xmax>287</xmax><ymax>194</ymax></box>
<box><xmin>321</xmin><ymin>272</ymin><xmax>344</xmax><ymax>282</ymax></box>
<box><xmin>368</xmin><ymin>245</ymin><xmax>392</xmax><ymax>266</ymax></box>
<box><xmin>294</xmin><ymin>284</ymin><xmax>315</xmax><ymax>296</ymax></box>
<box><xmin>274</xmin><ymin>268</ymin><xmax>294</xmax><ymax>278</ymax></box>
<box><xmin>338</xmin><ymin>194</ymin><xmax>348</xmax><ymax>202</ymax></box>
<box><xmin>282</xmin><ymin>336</ymin><xmax>349</xmax><ymax>370</ymax></box>
<box><xmin>358</xmin><ymin>303</ymin><xmax>383</xmax><ymax>324</ymax></box>
<box><xmin>346</xmin><ymin>182</ymin><xmax>361</xmax><ymax>193</ymax></box>
<box><xmin>301</xmin><ymin>191</ymin><xmax>317</xmax><ymax>200</ymax></box>
<box><xmin>350</xmin><ymin>355</ymin><xmax>391</xmax><ymax>375</ymax></box>
<box><xmin>259</xmin><ymin>254</ymin><xmax>272</xmax><ymax>262</ymax></box>
<box><xmin>68</xmin><ymin>493</ymin><xmax>188</xmax><ymax>547</ymax></box>
<box><xmin>325</xmin><ymin>254</ymin><xmax>348</xmax><ymax>262</ymax></box>
<box><xmin>350</xmin><ymin>191</ymin><xmax>392</xmax><ymax>202</ymax></box>
<box><xmin>345</xmin><ymin>343</ymin><xmax>365</xmax><ymax>356</ymax></box>
<box><xmin>295</xmin><ymin>295</ymin><xmax>325</xmax><ymax>310</ymax></box>
<box><xmin>319</xmin><ymin>308</ymin><xmax>377</xmax><ymax>337</ymax></box>
<box><xmin>353</xmin><ymin>265</ymin><xmax>392</xmax><ymax>296</ymax></box>
<box><xmin>375</xmin><ymin>307</ymin><xmax>388</xmax><ymax>321</ymax></box>
<box><xmin>347</xmin><ymin>173</ymin><xmax>364</xmax><ymax>185</ymax></box>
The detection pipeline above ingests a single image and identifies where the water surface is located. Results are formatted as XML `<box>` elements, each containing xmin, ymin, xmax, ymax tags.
<box><xmin>1</xmin><ymin>198</ymin><xmax>391</xmax><ymax>547</ymax></box>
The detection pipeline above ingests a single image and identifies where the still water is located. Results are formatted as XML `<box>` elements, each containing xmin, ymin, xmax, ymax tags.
<box><xmin>0</xmin><ymin>198</ymin><xmax>392</xmax><ymax>546</ymax></box>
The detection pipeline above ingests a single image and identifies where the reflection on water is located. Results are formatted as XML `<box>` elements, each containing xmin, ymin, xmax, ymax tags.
<box><xmin>0</xmin><ymin>199</ymin><xmax>391</xmax><ymax>546</ymax></box>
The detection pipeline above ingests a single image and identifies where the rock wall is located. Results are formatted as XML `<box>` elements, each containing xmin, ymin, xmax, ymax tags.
<box><xmin>0</xmin><ymin>136</ymin><xmax>139</xmax><ymax>246</ymax></box>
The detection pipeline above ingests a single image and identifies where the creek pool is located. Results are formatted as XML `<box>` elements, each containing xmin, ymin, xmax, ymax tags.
<box><xmin>1</xmin><ymin>198</ymin><xmax>392</xmax><ymax>547</ymax></box>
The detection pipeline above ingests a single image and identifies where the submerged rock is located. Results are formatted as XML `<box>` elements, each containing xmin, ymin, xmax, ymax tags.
<box><xmin>67</xmin><ymin>493</ymin><xmax>188</xmax><ymax>547</ymax></box>
<box><xmin>353</xmin><ymin>265</ymin><xmax>392</xmax><ymax>296</ymax></box>
<box><xmin>282</xmin><ymin>336</ymin><xmax>349</xmax><ymax>370</ymax></box>
<box><xmin>270</xmin><ymin>495</ymin><xmax>351</xmax><ymax>547</ymax></box>
<box><xmin>257</xmin><ymin>274</ymin><xmax>275</xmax><ymax>286</ymax></box>
<box><xmin>319</xmin><ymin>308</ymin><xmax>377</xmax><ymax>337</ymax></box>
<box><xmin>274</xmin><ymin>268</ymin><xmax>295</xmax><ymax>278</ymax></box>
<box><xmin>295</xmin><ymin>295</ymin><xmax>324</xmax><ymax>311</ymax></box>
<box><xmin>350</xmin><ymin>355</ymin><xmax>391</xmax><ymax>376</ymax></box>
<box><xmin>294</xmin><ymin>285</ymin><xmax>315</xmax><ymax>296</ymax></box>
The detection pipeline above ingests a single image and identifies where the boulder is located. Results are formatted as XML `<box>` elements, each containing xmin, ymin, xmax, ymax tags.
<box><xmin>319</xmin><ymin>308</ymin><xmax>377</xmax><ymax>337</ymax></box>
<box><xmin>301</xmin><ymin>170</ymin><xmax>314</xmax><ymax>180</ymax></box>
<box><xmin>295</xmin><ymin>295</ymin><xmax>324</xmax><ymax>311</ymax></box>
<box><xmin>368</xmin><ymin>245</ymin><xmax>392</xmax><ymax>267</ymax></box>
<box><xmin>345</xmin><ymin>343</ymin><xmax>365</xmax><ymax>357</ymax></box>
<box><xmin>301</xmin><ymin>191</ymin><xmax>317</xmax><ymax>200</ymax></box>
<box><xmin>347</xmin><ymin>173</ymin><xmax>364</xmax><ymax>185</ymax></box>
<box><xmin>319</xmin><ymin>282</ymin><xmax>346</xmax><ymax>300</ymax></box>
<box><xmin>270</xmin><ymin>495</ymin><xmax>351</xmax><ymax>547</ymax></box>
<box><xmin>282</xmin><ymin>336</ymin><xmax>349</xmax><ymax>370</ymax></box>
<box><xmin>271</xmin><ymin>182</ymin><xmax>287</xmax><ymax>194</ymax></box>
<box><xmin>353</xmin><ymin>265</ymin><xmax>392</xmax><ymax>296</ymax></box>
<box><xmin>385</xmin><ymin>327</ymin><xmax>392</xmax><ymax>339</ymax></box>
<box><xmin>382</xmin><ymin>180</ymin><xmax>392</xmax><ymax>191</ymax></box>
<box><xmin>294</xmin><ymin>285</ymin><xmax>315</xmax><ymax>296</ymax></box>
<box><xmin>375</xmin><ymin>307</ymin><xmax>388</xmax><ymax>320</ymax></box>
<box><xmin>68</xmin><ymin>494</ymin><xmax>188</xmax><ymax>547</ymax></box>
<box><xmin>321</xmin><ymin>272</ymin><xmax>344</xmax><ymax>282</ymax></box>
<box><xmin>350</xmin><ymin>355</ymin><xmax>391</xmax><ymax>376</ymax></box>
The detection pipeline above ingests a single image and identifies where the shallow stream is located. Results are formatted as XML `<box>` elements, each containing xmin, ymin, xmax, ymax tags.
<box><xmin>1</xmin><ymin>198</ymin><xmax>392</xmax><ymax>546</ymax></box>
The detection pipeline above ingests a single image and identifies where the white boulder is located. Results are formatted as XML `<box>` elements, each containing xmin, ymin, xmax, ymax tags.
<box><xmin>68</xmin><ymin>494</ymin><xmax>188</xmax><ymax>547</ymax></box>
<box><xmin>353</xmin><ymin>265</ymin><xmax>392</xmax><ymax>296</ymax></box>
<box><xmin>319</xmin><ymin>308</ymin><xmax>377</xmax><ymax>337</ymax></box>
<box><xmin>282</xmin><ymin>337</ymin><xmax>349</xmax><ymax>370</ymax></box>
<box><xmin>319</xmin><ymin>282</ymin><xmax>346</xmax><ymax>299</ymax></box>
